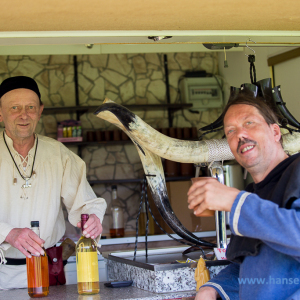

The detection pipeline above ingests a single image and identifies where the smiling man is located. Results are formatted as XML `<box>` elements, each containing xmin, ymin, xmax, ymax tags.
<box><xmin>0</xmin><ymin>76</ymin><xmax>107</xmax><ymax>289</ymax></box>
<box><xmin>188</xmin><ymin>93</ymin><xmax>300</xmax><ymax>300</ymax></box>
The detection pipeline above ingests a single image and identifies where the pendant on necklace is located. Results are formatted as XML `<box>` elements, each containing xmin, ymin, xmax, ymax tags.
<box><xmin>22</xmin><ymin>178</ymin><xmax>32</xmax><ymax>189</ymax></box>
<box><xmin>21</xmin><ymin>179</ymin><xmax>31</xmax><ymax>199</ymax></box>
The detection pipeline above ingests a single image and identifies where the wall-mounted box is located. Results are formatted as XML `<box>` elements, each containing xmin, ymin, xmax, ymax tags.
<box><xmin>180</xmin><ymin>77</ymin><xmax>223</xmax><ymax>111</ymax></box>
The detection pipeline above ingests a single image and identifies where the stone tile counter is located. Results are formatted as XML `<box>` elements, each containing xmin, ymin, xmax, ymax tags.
<box><xmin>0</xmin><ymin>283</ymin><xmax>196</xmax><ymax>300</ymax></box>
<box><xmin>107</xmin><ymin>247</ymin><xmax>229</xmax><ymax>293</ymax></box>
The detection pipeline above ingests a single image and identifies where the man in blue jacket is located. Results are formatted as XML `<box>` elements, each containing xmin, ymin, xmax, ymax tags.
<box><xmin>188</xmin><ymin>93</ymin><xmax>300</xmax><ymax>300</ymax></box>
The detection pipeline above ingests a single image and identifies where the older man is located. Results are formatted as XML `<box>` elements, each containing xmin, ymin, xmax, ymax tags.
<box><xmin>188</xmin><ymin>93</ymin><xmax>300</xmax><ymax>300</ymax></box>
<box><xmin>0</xmin><ymin>76</ymin><xmax>107</xmax><ymax>289</ymax></box>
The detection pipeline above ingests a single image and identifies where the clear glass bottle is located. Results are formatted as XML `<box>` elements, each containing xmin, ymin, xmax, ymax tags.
<box><xmin>76</xmin><ymin>214</ymin><xmax>100</xmax><ymax>295</ymax></box>
<box><xmin>26</xmin><ymin>221</ymin><xmax>49</xmax><ymax>298</ymax></box>
<box><xmin>109</xmin><ymin>185</ymin><xmax>125</xmax><ymax>238</ymax></box>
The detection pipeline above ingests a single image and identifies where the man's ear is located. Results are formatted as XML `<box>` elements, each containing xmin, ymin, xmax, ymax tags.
<box><xmin>272</xmin><ymin>123</ymin><xmax>282</xmax><ymax>142</ymax></box>
<box><xmin>0</xmin><ymin>106</ymin><xmax>3</xmax><ymax>123</ymax></box>
<box><xmin>38</xmin><ymin>104</ymin><xmax>44</xmax><ymax>119</ymax></box>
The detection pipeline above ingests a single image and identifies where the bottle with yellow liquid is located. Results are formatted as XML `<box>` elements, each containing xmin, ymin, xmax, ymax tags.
<box><xmin>76</xmin><ymin>214</ymin><xmax>100</xmax><ymax>295</ymax></box>
<box><xmin>26</xmin><ymin>221</ymin><xmax>49</xmax><ymax>298</ymax></box>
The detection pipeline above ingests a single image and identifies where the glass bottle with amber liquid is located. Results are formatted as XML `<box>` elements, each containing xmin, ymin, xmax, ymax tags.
<box><xmin>26</xmin><ymin>221</ymin><xmax>49</xmax><ymax>298</ymax></box>
<box><xmin>110</xmin><ymin>185</ymin><xmax>125</xmax><ymax>238</ymax></box>
<box><xmin>76</xmin><ymin>214</ymin><xmax>100</xmax><ymax>295</ymax></box>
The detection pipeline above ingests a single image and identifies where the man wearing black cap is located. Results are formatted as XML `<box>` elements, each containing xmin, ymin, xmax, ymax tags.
<box><xmin>0</xmin><ymin>76</ymin><xmax>107</xmax><ymax>289</ymax></box>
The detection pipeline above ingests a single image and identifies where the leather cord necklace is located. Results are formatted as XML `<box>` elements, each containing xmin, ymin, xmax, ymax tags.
<box><xmin>3</xmin><ymin>131</ymin><xmax>38</xmax><ymax>191</ymax></box>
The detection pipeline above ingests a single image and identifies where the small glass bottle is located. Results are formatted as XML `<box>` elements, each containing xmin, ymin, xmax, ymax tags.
<box><xmin>77</xmin><ymin>126</ymin><xmax>82</xmax><ymax>137</ymax></box>
<box><xmin>63</xmin><ymin>127</ymin><xmax>67</xmax><ymax>138</ymax></box>
<box><xmin>76</xmin><ymin>214</ymin><xmax>100</xmax><ymax>295</ymax></box>
<box><xmin>67</xmin><ymin>126</ymin><xmax>72</xmax><ymax>137</ymax></box>
<box><xmin>26</xmin><ymin>221</ymin><xmax>49</xmax><ymax>298</ymax></box>
<box><xmin>72</xmin><ymin>126</ymin><xmax>77</xmax><ymax>137</ymax></box>
<box><xmin>110</xmin><ymin>185</ymin><xmax>125</xmax><ymax>238</ymax></box>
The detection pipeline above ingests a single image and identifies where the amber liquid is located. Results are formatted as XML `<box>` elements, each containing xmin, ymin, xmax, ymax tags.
<box><xmin>26</xmin><ymin>254</ymin><xmax>49</xmax><ymax>298</ymax></box>
<box><xmin>110</xmin><ymin>228</ymin><xmax>125</xmax><ymax>238</ymax></box>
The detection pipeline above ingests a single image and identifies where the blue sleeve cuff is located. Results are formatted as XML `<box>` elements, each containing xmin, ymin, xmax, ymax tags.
<box><xmin>199</xmin><ymin>263</ymin><xmax>240</xmax><ymax>300</ymax></box>
<box><xmin>229</xmin><ymin>191</ymin><xmax>251</xmax><ymax>236</ymax></box>
<box><xmin>201</xmin><ymin>282</ymin><xmax>231</xmax><ymax>300</ymax></box>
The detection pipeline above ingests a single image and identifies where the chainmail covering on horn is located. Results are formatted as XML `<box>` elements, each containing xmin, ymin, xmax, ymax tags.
<box><xmin>204</xmin><ymin>139</ymin><xmax>235</xmax><ymax>162</ymax></box>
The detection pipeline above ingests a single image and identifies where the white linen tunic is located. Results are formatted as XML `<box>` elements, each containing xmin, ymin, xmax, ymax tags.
<box><xmin>0</xmin><ymin>131</ymin><xmax>107</xmax><ymax>289</ymax></box>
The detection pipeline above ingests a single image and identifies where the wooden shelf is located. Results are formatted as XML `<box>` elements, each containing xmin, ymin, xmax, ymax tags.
<box><xmin>88</xmin><ymin>176</ymin><xmax>192</xmax><ymax>185</ymax></box>
<box><xmin>43</xmin><ymin>106</ymin><xmax>90</xmax><ymax>115</ymax></box>
<box><xmin>43</xmin><ymin>103</ymin><xmax>193</xmax><ymax>115</ymax></box>
<box><xmin>62</xmin><ymin>140</ymin><xmax>132</xmax><ymax>146</ymax></box>
<box><xmin>62</xmin><ymin>138</ymin><xmax>198</xmax><ymax>147</ymax></box>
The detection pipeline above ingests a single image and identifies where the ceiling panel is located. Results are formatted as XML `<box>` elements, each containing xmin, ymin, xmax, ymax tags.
<box><xmin>2</xmin><ymin>0</ymin><xmax>300</xmax><ymax>32</ymax></box>
<box><xmin>1</xmin><ymin>0</ymin><xmax>300</xmax><ymax>54</ymax></box>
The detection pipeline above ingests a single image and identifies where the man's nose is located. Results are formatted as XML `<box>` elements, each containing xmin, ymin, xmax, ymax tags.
<box><xmin>20</xmin><ymin>107</ymin><xmax>28</xmax><ymax>118</ymax></box>
<box><xmin>236</xmin><ymin>127</ymin><xmax>247</xmax><ymax>139</ymax></box>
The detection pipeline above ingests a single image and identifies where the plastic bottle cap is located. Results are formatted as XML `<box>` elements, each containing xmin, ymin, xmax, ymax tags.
<box><xmin>31</xmin><ymin>221</ymin><xmax>39</xmax><ymax>227</ymax></box>
<box><xmin>112</xmin><ymin>185</ymin><xmax>117</xmax><ymax>190</ymax></box>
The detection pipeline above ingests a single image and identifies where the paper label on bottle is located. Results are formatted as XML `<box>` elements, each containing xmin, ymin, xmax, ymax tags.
<box><xmin>76</xmin><ymin>252</ymin><xmax>99</xmax><ymax>283</ymax></box>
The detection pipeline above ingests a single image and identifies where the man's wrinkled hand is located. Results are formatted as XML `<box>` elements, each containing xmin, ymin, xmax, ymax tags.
<box><xmin>5</xmin><ymin>228</ymin><xmax>45</xmax><ymax>258</ymax></box>
<box><xmin>77</xmin><ymin>214</ymin><xmax>102</xmax><ymax>239</ymax></box>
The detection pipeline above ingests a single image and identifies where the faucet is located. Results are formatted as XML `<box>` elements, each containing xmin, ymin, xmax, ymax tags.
<box><xmin>209</xmin><ymin>161</ymin><xmax>227</xmax><ymax>249</ymax></box>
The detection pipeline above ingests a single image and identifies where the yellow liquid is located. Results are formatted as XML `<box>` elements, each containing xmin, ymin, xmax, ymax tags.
<box><xmin>77</xmin><ymin>282</ymin><xmax>100</xmax><ymax>295</ymax></box>
<box><xmin>76</xmin><ymin>235</ymin><xmax>99</xmax><ymax>295</ymax></box>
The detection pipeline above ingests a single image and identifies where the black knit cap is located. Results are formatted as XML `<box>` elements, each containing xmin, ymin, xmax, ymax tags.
<box><xmin>0</xmin><ymin>76</ymin><xmax>41</xmax><ymax>99</ymax></box>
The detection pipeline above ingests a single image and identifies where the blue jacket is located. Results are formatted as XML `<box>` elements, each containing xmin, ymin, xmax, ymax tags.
<box><xmin>202</xmin><ymin>191</ymin><xmax>300</xmax><ymax>300</ymax></box>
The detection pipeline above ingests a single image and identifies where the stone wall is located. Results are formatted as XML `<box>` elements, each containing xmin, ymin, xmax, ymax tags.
<box><xmin>0</xmin><ymin>53</ymin><xmax>223</xmax><ymax>238</ymax></box>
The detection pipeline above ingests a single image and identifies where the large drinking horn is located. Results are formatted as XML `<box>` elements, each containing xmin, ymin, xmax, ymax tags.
<box><xmin>134</xmin><ymin>141</ymin><xmax>216</xmax><ymax>248</ymax></box>
<box><xmin>257</xmin><ymin>78</ymin><xmax>283</xmax><ymax>121</ymax></box>
<box><xmin>240</xmin><ymin>83</ymin><xmax>258</xmax><ymax>97</ymax></box>
<box><xmin>94</xmin><ymin>99</ymin><xmax>235</xmax><ymax>163</ymax></box>
<box><xmin>272</xmin><ymin>86</ymin><xmax>300</xmax><ymax>129</ymax></box>
<box><xmin>282</xmin><ymin>130</ymin><xmax>300</xmax><ymax>155</ymax></box>
<box><xmin>94</xmin><ymin>98</ymin><xmax>300</xmax><ymax>161</ymax></box>
<box><xmin>94</xmin><ymin>99</ymin><xmax>217</xmax><ymax>248</ymax></box>
<box><xmin>257</xmin><ymin>78</ymin><xmax>272</xmax><ymax>101</ymax></box>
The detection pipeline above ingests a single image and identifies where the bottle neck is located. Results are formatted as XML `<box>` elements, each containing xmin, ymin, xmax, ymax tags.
<box><xmin>81</xmin><ymin>218</ymin><xmax>88</xmax><ymax>232</ymax></box>
<box><xmin>112</xmin><ymin>189</ymin><xmax>118</xmax><ymax>206</ymax></box>
<box><xmin>31</xmin><ymin>227</ymin><xmax>40</xmax><ymax>237</ymax></box>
